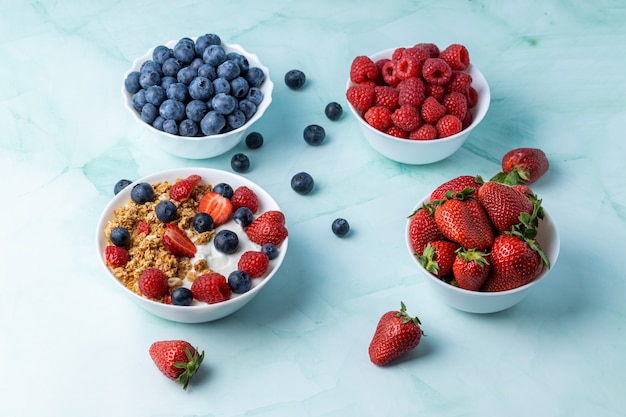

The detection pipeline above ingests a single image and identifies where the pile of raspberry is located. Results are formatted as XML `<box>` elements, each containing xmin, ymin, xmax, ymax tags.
<box><xmin>346</xmin><ymin>43</ymin><xmax>478</xmax><ymax>140</ymax></box>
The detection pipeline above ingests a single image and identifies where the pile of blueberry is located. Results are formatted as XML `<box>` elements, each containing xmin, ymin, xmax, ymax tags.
<box><xmin>124</xmin><ymin>33</ymin><xmax>266</xmax><ymax>137</ymax></box>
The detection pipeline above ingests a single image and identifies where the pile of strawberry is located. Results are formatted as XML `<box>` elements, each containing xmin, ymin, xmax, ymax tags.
<box><xmin>346</xmin><ymin>42</ymin><xmax>477</xmax><ymax>140</ymax></box>
<box><xmin>409</xmin><ymin>148</ymin><xmax>551</xmax><ymax>292</ymax></box>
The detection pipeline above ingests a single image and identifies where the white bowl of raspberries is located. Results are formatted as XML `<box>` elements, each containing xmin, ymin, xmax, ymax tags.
<box><xmin>345</xmin><ymin>43</ymin><xmax>490</xmax><ymax>165</ymax></box>
<box><xmin>123</xmin><ymin>34</ymin><xmax>273</xmax><ymax>159</ymax></box>
<box><xmin>405</xmin><ymin>175</ymin><xmax>560</xmax><ymax>313</ymax></box>
<box><xmin>96</xmin><ymin>167</ymin><xmax>288</xmax><ymax>323</ymax></box>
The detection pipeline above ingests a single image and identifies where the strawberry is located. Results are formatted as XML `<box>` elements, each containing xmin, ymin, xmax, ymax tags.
<box><xmin>257</xmin><ymin>210</ymin><xmax>286</xmax><ymax>225</ymax></box>
<box><xmin>421</xmin><ymin>58</ymin><xmax>452</xmax><ymax>86</ymax></box>
<box><xmin>105</xmin><ymin>246</ymin><xmax>129</xmax><ymax>267</ymax></box>
<box><xmin>430</xmin><ymin>175</ymin><xmax>483</xmax><ymax>202</ymax></box>
<box><xmin>477</xmin><ymin>181</ymin><xmax>533</xmax><ymax>232</ymax></box>
<box><xmin>138</xmin><ymin>267</ymin><xmax>169</xmax><ymax>298</ymax></box>
<box><xmin>438</xmin><ymin>43</ymin><xmax>470</xmax><ymax>70</ymax></box>
<box><xmin>512</xmin><ymin>184</ymin><xmax>534</xmax><ymax>197</ymax></box>
<box><xmin>363</xmin><ymin>106</ymin><xmax>393</xmax><ymax>131</ymax></box>
<box><xmin>368</xmin><ymin>302</ymin><xmax>423</xmax><ymax>366</ymax></box>
<box><xmin>491</xmin><ymin>148</ymin><xmax>549</xmax><ymax>185</ymax></box>
<box><xmin>149</xmin><ymin>340</ymin><xmax>204</xmax><ymax>390</ymax></box>
<box><xmin>245</xmin><ymin>211</ymin><xmax>288</xmax><ymax>246</ymax></box>
<box><xmin>420</xmin><ymin>96</ymin><xmax>446</xmax><ymax>125</ymax></box>
<box><xmin>349</xmin><ymin>55</ymin><xmax>379</xmax><ymax>83</ymax></box>
<box><xmin>391</xmin><ymin>104</ymin><xmax>421</xmax><ymax>131</ymax></box>
<box><xmin>238</xmin><ymin>251</ymin><xmax>269</xmax><ymax>278</ymax></box>
<box><xmin>231</xmin><ymin>186</ymin><xmax>259</xmax><ymax>214</ymax></box>
<box><xmin>435</xmin><ymin>114</ymin><xmax>462</xmax><ymax>138</ymax></box>
<box><xmin>198</xmin><ymin>191</ymin><xmax>233</xmax><ymax>227</ymax></box>
<box><xmin>346</xmin><ymin>84</ymin><xmax>375</xmax><ymax>112</ymax></box>
<box><xmin>409</xmin><ymin>124</ymin><xmax>437</xmax><ymax>140</ymax></box>
<box><xmin>162</xmin><ymin>223</ymin><xmax>197</xmax><ymax>258</ymax></box>
<box><xmin>417</xmin><ymin>240</ymin><xmax>459</xmax><ymax>278</ymax></box>
<box><xmin>191</xmin><ymin>272</ymin><xmax>231</xmax><ymax>303</ymax></box>
<box><xmin>452</xmin><ymin>248</ymin><xmax>490</xmax><ymax>291</ymax></box>
<box><xmin>408</xmin><ymin>203</ymin><xmax>445</xmax><ymax>255</ymax></box>
<box><xmin>433</xmin><ymin>188</ymin><xmax>494</xmax><ymax>251</ymax></box>
<box><xmin>169</xmin><ymin>174</ymin><xmax>201</xmax><ymax>202</ymax></box>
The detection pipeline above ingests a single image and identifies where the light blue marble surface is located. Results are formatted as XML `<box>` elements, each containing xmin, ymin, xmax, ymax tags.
<box><xmin>1</xmin><ymin>1</ymin><xmax>625</xmax><ymax>416</ymax></box>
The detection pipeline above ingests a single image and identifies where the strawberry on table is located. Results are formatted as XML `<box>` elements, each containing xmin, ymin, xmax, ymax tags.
<box><xmin>491</xmin><ymin>147</ymin><xmax>549</xmax><ymax>185</ymax></box>
<box><xmin>169</xmin><ymin>174</ymin><xmax>202</xmax><ymax>202</ymax></box>
<box><xmin>198</xmin><ymin>191</ymin><xmax>233</xmax><ymax>227</ymax></box>
<box><xmin>453</xmin><ymin>248</ymin><xmax>490</xmax><ymax>291</ymax></box>
<box><xmin>162</xmin><ymin>223</ymin><xmax>197</xmax><ymax>258</ymax></box>
<box><xmin>369</xmin><ymin>302</ymin><xmax>423</xmax><ymax>366</ymax></box>
<box><xmin>149</xmin><ymin>340</ymin><xmax>204</xmax><ymax>391</ymax></box>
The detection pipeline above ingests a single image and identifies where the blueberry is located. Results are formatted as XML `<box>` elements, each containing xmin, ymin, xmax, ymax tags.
<box><xmin>173</xmin><ymin>41</ymin><xmax>195</xmax><ymax>65</ymax></box>
<box><xmin>200</xmin><ymin>111</ymin><xmax>226</xmax><ymax>135</ymax></box>
<box><xmin>325</xmin><ymin>102</ymin><xmax>343</xmax><ymax>121</ymax></box>
<box><xmin>245</xmin><ymin>67</ymin><xmax>265</xmax><ymax>87</ymax></box>
<box><xmin>170</xmin><ymin>287</ymin><xmax>193</xmax><ymax>306</ymax></box>
<box><xmin>285</xmin><ymin>69</ymin><xmax>306</xmax><ymax>89</ymax></box>
<box><xmin>140</xmin><ymin>60</ymin><xmax>163</xmax><ymax>76</ymax></box>
<box><xmin>216</xmin><ymin>60</ymin><xmax>240</xmax><ymax>81</ymax></box>
<box><xmin>166</xmin><ymin>83</ymin><xmax>189</xmax><ymax>102</ymax></box>
<box><xmin>211</xmin><ymin>93</ymin><xmax>237</xmax><ymax>115</ymax></box>
<box><xmin>110</xmin><ymin>227</ymin><xmax>131</xmax><ymax>247</ymax></box>
<box><xmin>303</xmin><ymin>124</ymin><xmax>326</xmax><ymax>146</ymax></box>
<box><xmin>130</xmin><ymin>182</ymin><xmax>155</xmax><ymax>204</ymax></box>
<box><xmin>124</xmin><ymin>71</ymin><xmax>141</xmax><ymax>94</ymax></box>
<box><xmin>156</xmin><ymin>200</ymin><xmax>177</xmax><ymax>222</ymax></box>
<box><xmin>214</xmin><ymin>229</ymin><xmax>239</xmax><ymax>254</ymax></box>
<box><xmin>239</xmin><ymin>100</ymin><xmax>257</xmax><ymax>120</ymax></box>
<box><xmin>139</xmin><ymin>69</ymin><xmax>161</xmax><ymax>89</ymax></box>
<box><xmin>177</xmin><ymin>66</ymin><xmax>198</xmax><ymax>85</ymax></box>
<box><xmin>212</xmin><ymin>77</ymin><xmax>231</xmax><ymax>95</ymax></box>
<box><xmin>160</xmin><ymin>76</ymin><xmax>177</xmax><ymax>92</ymax></box>
<box><xmin>332</xmin><ymin>218</ymin><xmax>350</xmax><ymax>237</ymax></box>
<box><xmin>153</xmin><ymin>45</ymin><xmax>173</xmax><ymax>64</ymax></box>
<box><xmin>114</xmin><ymin>179</ymin><xmax>132</xmax><ymax>195</ymax></box>
<box><xmin>197</xmin><ymin>64</ymin><xmax>217</xmax><ymax>80</ymax></box>
<box><xmin>185</xmin><ymin>99</ymin><xmax>208</xmax><ymax>122</ymax></box>
<box><xmin>231</xmin><ymin>153</ymin><xmax>250</xmax><ymax>172</ymax></box>
<box><xmin>246</xmin><ymin>88</ymin><xmax>264</xmax><ymax>105</ymax></box>
<box><xmin>179</xmin><ymin>119</ymin><xmax>199</xmax><ymax>137</ymax></box>
<box><xmin>203</xmin><ymin>45</ymin><xmax>226</xmax><ymax>66</ymax></box>
<box><xmin>230</xmin><ymin>77</ymin><xmax>249</xmax><ymax>99</ymax></box>
<box><xmin>291</xmin><ymin>172</ymin><xmax>314</xmax><ymax>195</ymax></box>
<box><xmin>227</xmin><ymin>110</ymin><xmax>246</xmax><ymax>130</ymax></box>
<box><xmin>226</xmin><ymin>52</ymin><xmax>249</xmax><ymax>74</ymax></box>
<box><xmin>163</xmin><ymin>119</ymin><xmax>178</xmax><ymax>135</ymax></box>
<box><xmin>141</xmin><ymin>103</ymin><xmax>159</xmax><ymax>124</ymax></box>
<box><xmin>193</xmin><ymin>212</ymin><xmax>214</xmax><ymax>233</ymax></box>
<box><xmin>159</xmin><ymin>99</ymin><xmax>186</xmax><ymax>121</ymax></box>
<box><xmin>261</xmin><ymin>243</ymin><xmax>279</xmax><ymax>260</ymax></box>
<box><xmin>233</xmin><ymin>206</ymin><xmax>254</xmax><ymax>227</ymax></box>
<box><xmin>245</xmin><ymin>132</ymin><xmax>263</xmax><ymax>149</ymax></box>
<box><xmin>213</xmin><ymin>183</ymin><xmax>233</xmax><ymax>198</ymax></box>
<box><xmin>161</xmin><ymin>57</ymin><xmax>182</xmax><ymax>77</ymax></box>
<box><xmin>190</xmin><ymin>57</ymin><xmax>205</xmax><ymax>70</ymax></box>
<box><xmin>194</xmin><ymin>34</ymin><xmax>215</xmax><ymax>56</ymax></box>
<box><xmin>153</xmin><ymin>116</ymin><xmax>165</xmax><ymax>131</ymax></box>
<box><xmin>131</xmin><ymin>89</ymin><xmax>147</xmax><ymax>112</ymax></box>
<box><xmin>176</xmin><ymin>37</ymin><xmax>195</xmax><ymax>48</ymax></box>
<box><xmin>188</xmin><ymin>76</ymin><xmax>213</xmax><ymax>100</ymax></box>
<box><xmin>228</xmin><ymin>270</ymin><xmax>252</xmax><ymax>294</ymax></box>
<box><xmin>145</xmin><ymin>85</ymin><xmax>166</xmax><ymax>106</ymax></box>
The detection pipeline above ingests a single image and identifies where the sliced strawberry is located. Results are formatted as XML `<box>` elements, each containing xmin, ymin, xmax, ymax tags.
<box><xmin>169</xmin><ymin>175</ymin><xmax>202</xmax><ymax>202</ymax></box>
<box><xmin>197</xmin><ymin>191</ymin><xmax>233</xmax><ymax>226</ymax></box>
<box><xmin>245</xmin><ymin>216</ymin><xmax>288</xmax><ymax>246</ymax></box>
<box><xmin>256</xmin><ymin>210</ymin><xmax>285</xmax><ymax>225</ymax></box>
<box><xmin>162</xmin><ymin>223</ymin><xmax>197</xmax><ymax>257</ymax></box>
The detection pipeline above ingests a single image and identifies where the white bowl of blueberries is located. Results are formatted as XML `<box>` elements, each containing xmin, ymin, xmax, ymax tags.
<box><xmin>123</xmin><ymin>34</ymin><xmax>273</xmax><ymax>159</ymax></box>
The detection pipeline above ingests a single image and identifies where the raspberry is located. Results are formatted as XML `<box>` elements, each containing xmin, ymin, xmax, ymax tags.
<box><xmin>373</xmin><ymin>86</ymin><xmax>399</xmax><ymax>110</ymax></box>
<box><xmin>138</xmin><ymin>268</ymin><xmax>168</xmax><ymax>298</ymax></box>
<box><xmin>385</xmin><ymin>125</ymin><xmax>409</xmax><ymax>138</ymax></box>
<box><xmin>391</xmin><ymin>47</ymin><xmax>406</xmax><ymax>60</ymax></box>
<box><xmin>436</xmin><ymin>114</ymin><xmax>463</xmax><ymax>138</ymax></box>
<box><xmin>350</xmin><ymin>55</ymin><xmax>378</xmax><ymax>83</ymax></box>
<box><xmin>462</xmin><ymin>109</ymin><xmax>473</xmax><ymax>128</ymax></box>
<box><xmin>446</xmin><ymin>71</ymin><xmax>473</xmax><ymax>94</ymax></box>
<box><xmin>422</xmin><ymin>58</ymin><xmax>452</xmax><ymax>86</ymax></box>
<box><xmin>442</xmin><ymin>92</ymin><xmax>468</xmax><ymax>119</ymax></box>
<box><xmin>237</xmin><ymin>251</ymin><xmax>269</xmax><ymax>278</ymax></box>
<box><xmin>439</xmin><ymin>44</ymin><xmax>470</xmax><ymax>71</ymax></box>
<box><xmin>466</xmin><ymin>86</ymin><xmax>479</xmax><ymax>108</ymax></box>
<box><xmin>231</xmin><ymin>185</ymin><xmax>259</xmax><ymax>214</ymax></box>
<box><xmin>346</xmin><ymin>84</ymin><xmax>375</xmax><ymax>112</ymax></box>
<box><xmin>364</xmin><ymin>106</ymin><xmax>393</xmax><ymax>131</ymax></box>
<box><xmin>409</xmin><ymin>124</ymin><xmax>438</xmax><ymax>140</ymax></box>
<box><xmin>401</xmin><ymin>47</ymin><xmax>430</xmax><ymax>65</ymax></box>
<box><xmin>395</xmin><ymin>56</ymin><xmax>420</xmax><ymax>80</ymax></box>
<box><xmin>137</xmin><ymin>221</ymin><xmax>150</xmax><ymax>235</ymax></box>
<box><xmin>425</xmin><ymin>83</ymin><xmax>445</xmax><ymax>101</ymax></box>
<box><xmin>414</xmin><ymin>43</ymin><xmax>440</xmax><ymax>58</ymax></box>
<box><xmin>421</xmin><ymin>96</ymin><xmax>446</xmax><ymax>124</ymax></box>
<box><xmin>381</xmin><ymin>60</ymin><xmax>401</xmax><ymax>86</ymax></box>
<box><xmin>397</xmin><ymin>77</ymin><xmax>425</xmax><ymax>107</ymax></box>
<box><xmin>191</xmin><ymin>272</ymin><xmax>231</xmax><ymax>304</ymax></box>
<box><xmin>105</xmin><ymin>246</ymin><xmax>129</xmax><ymax>267</ymax></box>
<box><xmin>391</xmin><ymin>105</ymin><xmax>421</xmax><ymax>131</ymax></box>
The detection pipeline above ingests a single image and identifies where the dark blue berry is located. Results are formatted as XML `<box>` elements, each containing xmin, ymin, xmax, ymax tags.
<box><xmin>159</xmin><ymin>99</ymin><xmax>186</xmax><ymax>121</ymax></box>
<box><xmin>245</xmin><ymin>67</ymin><xmax>265</xmax><ymax>87</ymax></box>
<box><xmin>197</xmin><ymin>64</ymin><xmax>217</xmax><ymax>80</ymax></box>
<box><xmin>291</xmin><ymin>172</ymin><xmax>314</xmax><ymax>195</ymax></box>
<box><xmin>114</xmin><ymin>179</ymin><xmax>132</xmax><ymax>195</ymax></box>
<box><xmin>303</xmin><ymin>124</ymin><xmax>325</xmax><ymax>146</ymax></box>
<box><xmin>217</xmin><ymin>60</ymin><xmax>240</xmax><ymax>81</ymax></box>
<box><xmin>239</xmin><ymin>100</ymin><xmax>257</xmax><ymax>120</ymax></box>
<box><xmin>177</xmin><ymin>66</ymin><xmax>198</xmax><ymax>85</ymax></box>
<box><xmin>332</xmin><ymin>218</ymin><xmax>350</xmax><ymax>237</ymax></box>
<box><xmin>145</xmin><ymin>85</ymin><xmax>166</xmax><ymax>106</ymax></box>
<box><xmin>163</xmin><ymin>119</ymin><xmax>178</xmax><ymax>135</ymax></box>
<box><xmin>153</xmin><ymin>116</ymin><xmax>165</xmax><ymax>131</ymax></box>
<box><xmin>233</xmin><ymin>206</ymin><xmax>254</xmax><ymax>227</ymax></box>
<box><xmin>228</xmin><ymin>270</ymin><xmax>252</xmax><ymax>294</ymax></box>
<box><xmin>261</xmin><ymin>243</ymin><xmax>279</xmax><ymax>260</ymax></box>
<box><xmin>140</xmin><ymin>60</ymin><xmax>163</xmax><ymax>75</ymax></box>
<box><xmin>285</xmin><ymin>69</ymin><xmax>306</xmax><ymax>89</ymax></box>
<box><xmin>227</xmin><ymin>110</ymin><xmax>246</xmax><ymax>130</ymax></box>
<box><xmin>141</xmin><ymin>103</ymin><xmax>159</xmax><ymax>124</ymax></box>
<box><xmin>130</xmin><ymin>182</ymin><xmax>155</xmax><ymax>204</ymax></box>
<box><xmin>245</xmin><ymin>132</ymin><xmax>263</xmax><ymax>149</ymax></box>
<box><xmin>214</xmin><ymin>229</ymin><xmax>239</xmax><ymax>254</ymax></box>
<box><xmin>171</xmin><ymin>287</ymin><xmax>193</xmax><ymax>306</ymax></box>
<box><xmin>173</xmin><ymin>41</ymin><xmax>195</xmax><ymax>65</ymax></box>
<box><xmin>188</xmin><ymin>76</ymin><xmax>214</xmax><ymax>100</ymax></box>
<box><xmin>160</xmin><ymin>76</ymin><xmax>177</xmax><ymax>92</ymax></box>
<box><xmin>193</xmin><ymin>212</ymin><xmax>214</xmax><ymax>233</ymax></box>
<box><xmin>185</xmin><ymin>99</ymin><xmax>208</xmax><ymax>122</ymax></box>
<box><xmin>156</xmin><ymin>200</ymin><xmax>177</xmax><ymax>222</ymax></box>
<box><xmin>161</xmin><ymin>57</ymin><xmax>182</xmax><ymax>77</ymax></box>
<box><xmin>131</xmin><ymin>89</ymin><xmax>147</xmax><ymax>112</ymax></box>
<box><xmin>152</xmin><ymin>45</ymin><xmax>173</xmax><ymax>64</ymax></box>
<box><xmin>246</xmin><ymin>88</ymin><xmax>264</xmax><ymax>105</ymax></box>
<box><xmin>110</xmin><ymin>227</ymin><xmax>131</xmax><ymax>247</ymax></box>
<box><xmin>230</xmin><ymin>77</ymin><xmax>249</xmax><ymax>99</ymax></box>
<box><xmin>124</xmin><ymin>71</ymin><xmax>141</xmax><ymax>94</ymax></box>
<box><xmin>325</xmin><ymin>102</ymin><xmax>343</xmax><ymax>121</ymax></box>
<box><xmin>211</xmin><ymin>93</ymin><xmax>237</xmax><ymax>115</ymax></box>
<box><xmin>179</xmin><ymin>119</ymin><xmax>199</xmax><ymax>137</ymax></box>
<box><xmin>139</xmin><ymin>69</ymin><xmax>161</xmax><ymax>89</ymax></box>
<box><xmin>203</xmin><ymin>45</ymin><xmax>226</xmax><ymax>66</ymax></box>
<box><xmin>190</xmin><ymin>57</ymin><xmax>205</xmax><ymax>70</ymax></box>
<box><xmin>200</xmin><ymin>111</ymin><xmax>225</xmax><ymax>135</ymax></box>
<box><xmin>231</xmin><ymin>153</ymin><xmax>250</xmax><ymax>172</ymax></box>
<box><xmin>213</xmin><ymin>183</ymin><xmax>233</xmax><ymax>198</ymax></box>
<box><xmin>195</xmin><ymin>34</ymin><xmax>219</xmax><ymax>56</ymax></box>
<box><xmin>227</xmin><ymin>52</ymin><xmax>250</xmax><ymax>74</ymax></box>
<box><xmin>166</xmin><ymin>83</ymin><xmax>189</xmax><ymax>102</ymax></box>
<box><xmin>213</xmin><ymin>77</ymin><xmax>231</xmax><ymax>95</ymax></box>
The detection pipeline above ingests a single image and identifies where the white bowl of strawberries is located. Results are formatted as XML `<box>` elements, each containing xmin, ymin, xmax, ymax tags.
<box><xmin>96</xmin><ymin>167</ymin><xmax>288</xmax><ymax>323</ymax></box>
<box><xmin>346</xmin><ymin>43</ymin><xmax>490</xmax><ymax>165</ymax></box>
<box><xmin>405</xmin><ymin>175</ymin><xmax>560</xmax><ymax>314</ymax></box>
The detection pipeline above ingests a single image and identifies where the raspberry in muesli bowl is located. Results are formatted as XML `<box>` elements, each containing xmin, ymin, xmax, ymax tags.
<box><xmin>345</xmin><ymin>42</ymin><xmax>490</xmax><ymax>165</ymax></box>
<box><xmin>96</xmin><ymin>168</ymin><xmax>288</xmax><ymax>323</ymax></box>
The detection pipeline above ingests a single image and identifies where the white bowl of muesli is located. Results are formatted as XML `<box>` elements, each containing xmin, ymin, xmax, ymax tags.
<box><xmin>96</xmin><ymin>167</ymin><xmax>288</xmax><ymax>323</ymax></box>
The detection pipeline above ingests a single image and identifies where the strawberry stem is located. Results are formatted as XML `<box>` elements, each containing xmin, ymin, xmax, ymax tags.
<box><xmin>174</xmin><ymin>347</ymin><xmax>204</xmax><ymax>391</ymax></box>
<box><xmin>505</xmin><ymin>193</ymin><xmax>550</xmax><ymax>269</ymax></box>
<box><xmin>396</xmin><ymin>301</ymin><xmax>421</xmax><ymax>327</ymax></box>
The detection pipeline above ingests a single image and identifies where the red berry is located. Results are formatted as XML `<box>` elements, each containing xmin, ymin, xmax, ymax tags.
<box><xmin>436</xmin><ymin>114</ymin><xmax>463</xmax><ymax>138</ymax></box>
<box><xmin>414</xmin><ymin>42</ymin><xmax>440</xmax><ymax>58</ymax></box>
<box><xmin>231</xmin><ymin>186</ymin><xmax>259</xmax><ymax>214</ymax></box>
<box><xmin>385</xmin><ymin>125</ymin><xmax>409</xmax><ymax>138</ymax></box>
<box><xmin>349</xmin><ymin>55</ymin><xmax>379</xmax><ymax>83</ymax></box>
<box><xmin>137</xmin><ymin>221</ymin><xmax>150</xmax><ymax>235</ymax></box>
<box><xmin>373</xmin><ymin>86</ymin><xmax>399</xmax><ymax>110</ymax></box>
<box><xmin>421</xmin><ymin>96</ymin><xmax>446</xmax><ymax>125</ymax></box>
<box><xmin>364</xmin><ymin>106</ymin><xmax>393</xmax><ymax>131</ymax></box>
<box><xmin>395</xmin><ymin>56</ymin><xmax>420</xmax><ymax>80</ymax></box>
<box><xmin>162</xmin><ymin>223</ymin><xmax>197</xmax><ymax>258</ymax></box>
<box><xmin>169</xmin><ymin>175</ymin><xmax>201</xmax><ymax>202</ymax></box>
<box><xmin>105</xmin><ymin>246</ymin><xmax>129</xmax><ymax>267</ymax></box>
<box><xmin>442</xmin><ymin>92</ymin><xmax>468</xmax><ymax>119</ymax></box>
<box><xmin>401</xmin><ymin>47</ymin><xmax>430</xmax><ymax>65</ymax></box>
<box><xmin>466</xmin><ymin>86</ymin><xmax>479</xmax><ymax>108</ymax></box>
<box><xmin>245</xmin><ymin>211</ymin><xmax>288</xmax><ymax>246</ymax></box>
<box><xmin>409</xmin><ymin>124</ymin><xmax>438</xmax><ymax>140</ymax></box>
<box><xmin>397</xmin><ymin>77</ymin><xmax>425</xmax><ymax>108</ymax></box>
<box><xmin>425</xmin><ymin>83</ymin><xmax>445</xmax><ymax>101</ymax></box>
<box><xmin>391</xmin><ymin>105</ymin><xmax>421</xmax><ymax>131</ymax></box>
<box><xmin>138</xmin><ymin>268</ymin><xmax>168</xmax><ymax>298</ymax></box>
<box><xmin>446</xmin><ymin>71</ymin><xmax>473</xmax><ymax>95</ymax></box>
<box><xmin>346</xmin><ymin>84</ymin><xmax>375</xmax><ymax>112</ymax></box>
<box><xmin>439</xmin><ymin>44</ymin><xmax>470</xmax><ymax>70</ymax></box>
<box><xmin>191</xmin><ymin>272</ymin><xmax>231</xmax><ymax>304</ymax></box>
<box><xmin>422</xmin><ymin>58</ymin><xmax>452</xmax><ymax>86</ymax></box>
<box><xmin>461</xmin><ymin>109</ymin><xmax>473</xmax><ymax>129</ymax></box>
<box><xmin>238</xmin><ymin>251</ymin><xmax>269</xmax><ymax>278</ymax></box>
<box><xmin>149</xmin><ymin>340</ymin><xmax>204</xmax><ymax>391</ymax></box>
<box><xmin>381</xmin><ymin>60</ymin><xmax>401</xmax><ymax>86</ymax></box>
<box><xmin>198</xmin><ymin>191</ymin><xmax>233</xmax><ymax>227</ymax></box>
